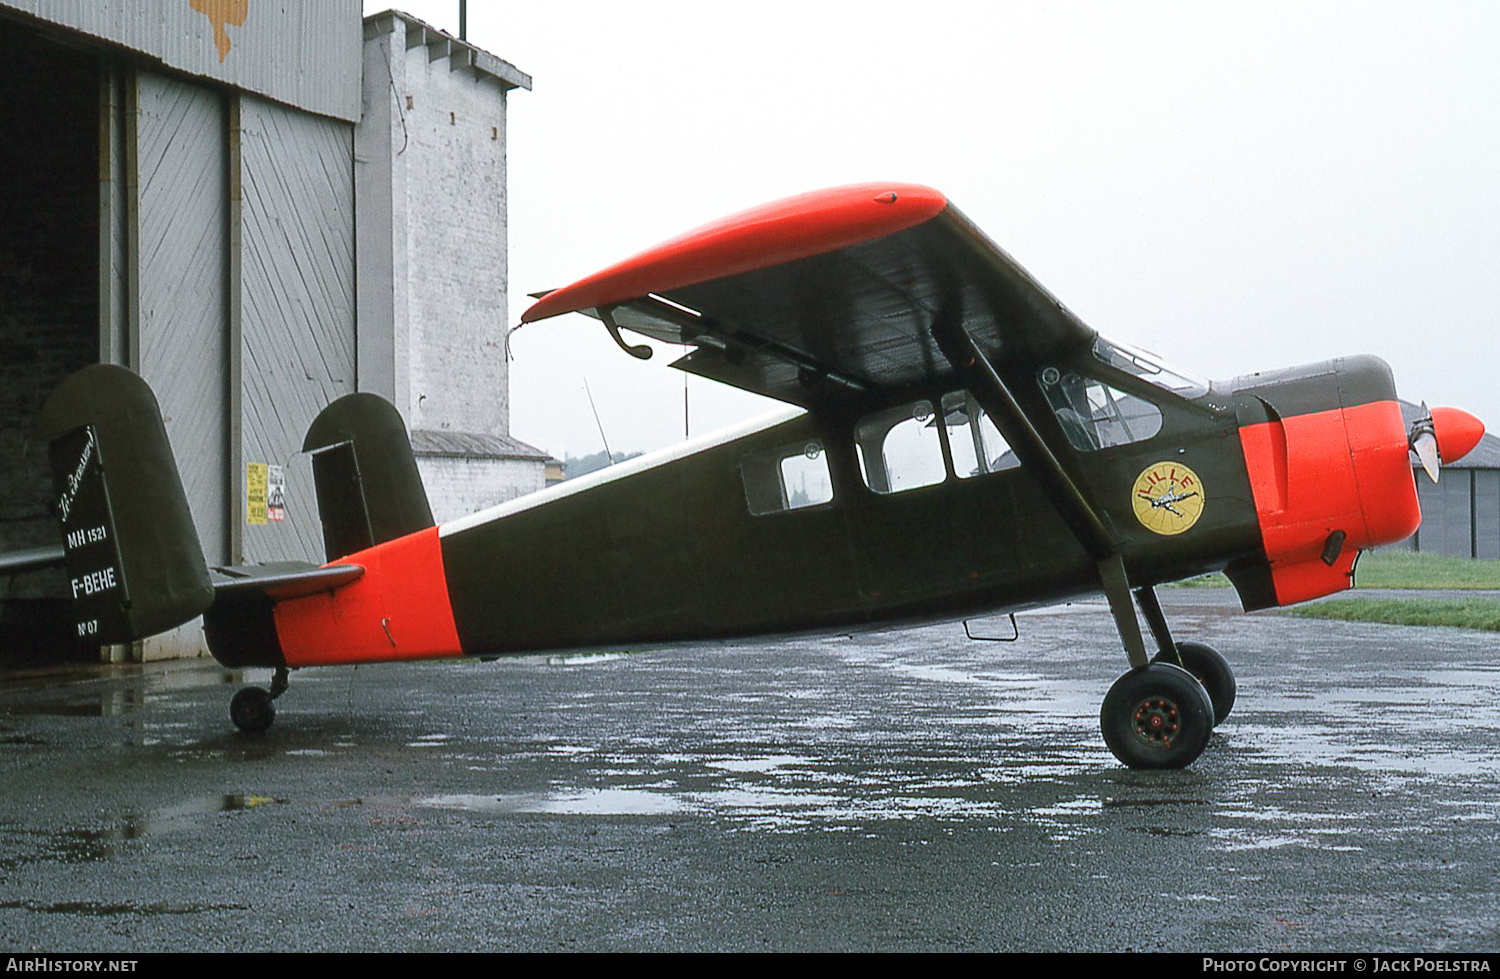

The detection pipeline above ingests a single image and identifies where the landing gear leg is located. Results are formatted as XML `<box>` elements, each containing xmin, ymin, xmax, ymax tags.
<box><xmin>230</xmin><ymin>667</ymin><xmax>289</xmax><ymax>734</ymax></box>
<box><xmin>1096</xmin><ymin>584</ymin><xmax>1217</xmax><ymax>768</ymax></box>
<box><xmin>1133</xmin><ymin>584</ymin><xmax>1236</xmax><ymax>726</ymax></box>
<box><xmin>1154</xmin><ymin>642</ymin><xmax>1235</xmax><ymax>727</ymax></box>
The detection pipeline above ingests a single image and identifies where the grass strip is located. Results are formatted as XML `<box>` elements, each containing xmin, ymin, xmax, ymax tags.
<box><xmin>1288</xmin><ymin>596</ymin><xmax>1500</xmax><ymax>631</ymax></box>
<box><xmin>1348</xmin><ymin>550</ymin><xmax>1500</xmax><ymax>589</ymax></box>
<box><xmin>1170</xmin><ymin>551</ymin><xmax>1500</xmax><ymax>591</ymax></box>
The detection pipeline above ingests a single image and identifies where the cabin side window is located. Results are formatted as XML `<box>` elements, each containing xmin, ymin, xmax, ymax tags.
<box><xmin>1039</xmin><ymin>368</ymin><xmax>1163</xmax><ymax>451</ymax></box>
<box><xmin>740</xmin><ymin>439</ymin><xmax>834</xmax><ymax>516</ymax></box>
<box><xmin>942</xmin><ymin>391</ymin><xmax>1020</xmax><ymax>478</ymax></box>
<box><xmin>855</xmin><ymin>400</ymin><xmax>947</xmax><ymax>494</ymax></box>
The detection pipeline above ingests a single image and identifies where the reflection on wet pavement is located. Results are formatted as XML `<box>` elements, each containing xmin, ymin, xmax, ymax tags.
<box><xmin>1</xmin><ymin>590</ymin><xmax>1498</xmax><ymax>950</ymax></box>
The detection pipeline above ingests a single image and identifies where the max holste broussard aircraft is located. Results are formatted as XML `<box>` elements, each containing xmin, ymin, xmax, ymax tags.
<box><xmin>3</xmin><ymin>182</ymin><xmax>1486</xmax><ymax>769</ymax></box>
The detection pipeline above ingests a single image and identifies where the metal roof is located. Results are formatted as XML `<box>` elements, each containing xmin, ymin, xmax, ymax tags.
<box><xmin>1</xmin><ymin>0</ymin><xmax>363</xmax><ymax>122</ymax></box>
<box><xmin>364</xmin><ymin>9</ymin><xmax>531</xmax><ymax>92</ymax></box>
<box><xmin>411</xmin><ymin>429</ymin><xmax>549</xmax><ymax>462</ymax></box>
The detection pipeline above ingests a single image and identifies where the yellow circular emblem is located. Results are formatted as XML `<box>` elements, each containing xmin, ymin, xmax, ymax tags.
<box><xmin>1131</xmin><ymin>462</ymin><xmax>1206</xmax><ymax>536</ymax></box>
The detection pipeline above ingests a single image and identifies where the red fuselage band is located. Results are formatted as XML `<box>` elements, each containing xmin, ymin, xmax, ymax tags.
<box><xmin>273</xmin><ymin>526</ymin><xmax>462</xmax><ymax>667</ymax></box>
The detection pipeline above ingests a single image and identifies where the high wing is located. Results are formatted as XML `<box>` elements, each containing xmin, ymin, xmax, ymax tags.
<box><xmin>521</xmin><ymin>183</ymin><xmax>1096</xmax><ymax>407</ymax></box>
<box><xmin>522</xmin><ymin>183</ymin><xmax>1164</xmax><ymax>670</ymax></box>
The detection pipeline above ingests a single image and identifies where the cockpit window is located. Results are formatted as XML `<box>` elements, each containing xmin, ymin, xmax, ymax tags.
<box><xmin>942</xmin><ymin>391</ymin><xmax>1020</xmax><ymax>478</ymax></box>
<box><xmin>1040</xmin><ymin>368</ymin><xmax>1163</xmax><ymax>451</ymax></box>
<box><xmin>1092</xmin><ymin>336</ymin><xmax>1209</xmax><ymax>399</ymax></box>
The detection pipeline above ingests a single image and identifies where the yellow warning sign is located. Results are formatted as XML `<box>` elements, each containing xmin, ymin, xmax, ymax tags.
<box><xmin>247</xmin><ymin>463</ymin><xmax>268</xmax><ymax>525</ymax></box>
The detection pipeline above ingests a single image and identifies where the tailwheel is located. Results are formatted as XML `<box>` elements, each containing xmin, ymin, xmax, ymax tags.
<box><xmin>230</xmin><ymin>667</ymin><xmax>289</xmax><ymax>734</ymax></box>
<box><xmin>1100</xmin><ymin>663</ymin><xmax>1214</xmax><ymax>769</ymax></box>
<box><xmin>230</xmin><ymin>687</ymin><xmax>275</xmax><ymax>733</ymax></box>
<box><xmin>1154</xmin><ymin>641</ymin><xmax>1235</xmax><ymax>727</ymax></box>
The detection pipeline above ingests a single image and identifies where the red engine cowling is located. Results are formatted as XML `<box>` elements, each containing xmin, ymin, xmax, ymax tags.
<box><xmin>1233</xmin><ymin>355</ymin><xmax>1482</xmax><ymax>607</ymax></box>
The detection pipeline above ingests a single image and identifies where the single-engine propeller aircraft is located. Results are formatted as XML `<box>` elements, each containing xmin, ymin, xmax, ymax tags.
<box><xmin>10</xmin><ymin>183</ymin><xmax>1486</xmax><ymax>768</ymax></box>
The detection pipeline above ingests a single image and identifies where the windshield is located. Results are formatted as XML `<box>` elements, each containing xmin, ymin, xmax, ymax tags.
<box><xmin>1092</xmin><ymin>336</ymin><xmax>1209</xmax><ymax>399</ymax></box>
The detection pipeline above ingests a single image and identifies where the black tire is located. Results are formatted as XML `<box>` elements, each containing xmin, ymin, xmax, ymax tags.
<box><xmin>230</xmin><ymin>687</ymin><xmax>275</xmax><ymax>734</ymax></box>
<box><xmin>1154</xmin><ymin>641</ymin><xmax>1235</xmax><ymax>727</ymax></box>
<box><xmin>1100</xmin><ymin>663</ymin><xmax>1214</xmax><ymax>769</ymax></box>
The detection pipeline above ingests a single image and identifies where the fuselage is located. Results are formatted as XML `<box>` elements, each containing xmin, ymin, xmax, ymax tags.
<box><xmin>213</xmin><ymin>347</ymin><xmax>1423</xmax><ymax>671</ymax></box>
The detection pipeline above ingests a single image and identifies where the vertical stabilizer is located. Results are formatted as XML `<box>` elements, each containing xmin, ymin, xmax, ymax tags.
<box><xmin>302</xmin><ymin>393</ymin><xmax>434</xmax><ymax>561</ymax></box>
<box><xmin>38</xmin><ymin>365</ymin><xmax>214</xmax><ymax>643</ymax></box>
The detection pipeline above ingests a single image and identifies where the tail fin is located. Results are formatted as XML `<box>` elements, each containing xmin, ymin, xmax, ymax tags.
<box><xmin>38</xmin><ymin>365</ymin><xmax>214</xmax><ymax>643</ymax></box>
<box><xmin>302</xmin><ymin>393</ymin><xmax>433</xmax><ymax>562</ymax></box>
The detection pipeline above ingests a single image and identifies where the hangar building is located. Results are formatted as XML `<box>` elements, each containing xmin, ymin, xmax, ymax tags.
<box><xmin>1390</xmin><ymin>402</ymin><xmax>1500</xmax><ymax>560</ymax></box>
<box><xmin>1404</xmin><ymin>424</ymin><xmax>1500</xmax><ymax>559</ymax></box>
<box><xmin>0</xmin><ymin>2</ymin><xmax>540</xmax><ymax>660</ymax></box>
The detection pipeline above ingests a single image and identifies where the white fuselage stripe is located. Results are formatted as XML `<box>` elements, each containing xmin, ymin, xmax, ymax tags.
<box><xmin>437</xmin><ymin>406</ymin><xmax>805</xmax><ymax>538</ymax></box>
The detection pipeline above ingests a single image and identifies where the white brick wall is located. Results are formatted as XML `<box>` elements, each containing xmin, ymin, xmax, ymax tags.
<box><xmin>403</xmin><ymin>51</ymin><xmax>511</xmax><ymax>436</ymax></box>
<box><xmin>418</xmin><ymin>455</ymin><xmax>545</xmax><ymax>524</ymax></box>
<box><xmin>356</xmin><ymin>15</ymin><xmax>542</xmax><ymax>520</ymax></box>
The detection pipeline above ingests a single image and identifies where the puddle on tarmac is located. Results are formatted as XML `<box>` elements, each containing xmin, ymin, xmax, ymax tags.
<box><xmin>405</xmin><ymin>733</ymin><xmax>451</xmax><ymax>749</ymax></box>
<box><xmin>0</xmin><ymin>794</ymin><xmax>283</xmax><ymax>870</ymax></box>
<box><xmin>705</xmin><ymin>755</ymin><xmax>812</xmax><ymax>774</ymax></box>
<box><xmin>0</xmin><ymin>691</ymin><xmax>141</xmax><ymax>717</ymax></box>
<box><xmin>790</xmin><ymin>714</ymin><xmax>858</xmax><ymax>730</ymax></box>
<box><xmin>415</xmin><ymin>789</ymin><xmax>684</xmax><ymax>816</ymax></box>
<box><xmin>543</xmin><ymin>653</ymin><xmax>628</xmax><ymax>667</ymax></box>
<box><xmin>679</xmin><ymin>784</ymin><xmax>1011</xmax><ymax>832</ymax></box>
<box><xmin>0</xmin><ymin>899</ymin><xmax>248</xmax><ymax>916</ymax></box>
<box><xmin>1237</xmin><ymin>720</ymin><xmax>1500</xmax><ymax>776</ymax></box>
<box><xmin>1102</xmin><ymin>797</ymin><xmax>1211</xmax><ymax>809</ymax></box>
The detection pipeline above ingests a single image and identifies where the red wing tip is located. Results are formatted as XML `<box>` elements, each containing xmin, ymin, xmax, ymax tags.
<box><xmin>521</xmin><ymin>182</ymin><xmax>948</xmax><ymax>324</ymax></box>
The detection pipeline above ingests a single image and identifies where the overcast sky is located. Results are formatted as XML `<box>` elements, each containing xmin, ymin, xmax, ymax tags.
<box><xmin>367</xmin><ymin>1</ymin><xmax>1500</xmax><ymax>460</ymax></box>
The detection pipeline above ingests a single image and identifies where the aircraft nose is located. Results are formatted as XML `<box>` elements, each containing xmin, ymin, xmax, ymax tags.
<box><xmin>1233</xmin><ymin>355</ymin><xmax>1423</xmax><ymax>607</ymax></box>
<box><xmin>1409</xmin><ymin>405</ymin><xmax>1486</xmax><ymax>482</ymax></box>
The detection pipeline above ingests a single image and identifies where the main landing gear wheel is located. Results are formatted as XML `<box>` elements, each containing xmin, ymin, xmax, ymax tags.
<box><xmin>1100</xmin><ymin>663</ymin><xmax>1215</xmax><ymax>770</ymax></box>
<box><xmin>230</xmin><ymin>667</ymin><xmax>289</xmax><ymax>734</ymax></box>
<box><xmin>1154</xmin><ymin>641</ymin><xmax>1235</xmax><ymax>727</ymax></box>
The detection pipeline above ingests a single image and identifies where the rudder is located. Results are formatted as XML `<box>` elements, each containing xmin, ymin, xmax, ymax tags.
<box><xmin>38</xmin><ymin>365</ymin><xmax>214</xmax><ymax>644</ymax></box>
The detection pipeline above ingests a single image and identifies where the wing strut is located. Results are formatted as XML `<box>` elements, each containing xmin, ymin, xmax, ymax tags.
<box><xmin>933</xmin><ymin>321</ymin><xmax>1151</xmax><ymax>668</ymax></box>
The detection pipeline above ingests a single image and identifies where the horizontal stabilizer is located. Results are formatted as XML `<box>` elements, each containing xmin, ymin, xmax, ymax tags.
<box><xmin>0</xmin><ymin>545</ymin><xmax>66</xmax><ymax>577</ymax></box>
<box><xmin>201</xmin><ymin>561</ymin><xmax>366</xmax><ymax>669</ymax></box>
<box><xmin>210</xmin><ymin>562</ymin><xmax>365</xmax><ymax>601</ymax></box>
<box><xmin>38</xmin><ymin>365</ymin><xmax>215</xmax><ymax>644</ymax></box>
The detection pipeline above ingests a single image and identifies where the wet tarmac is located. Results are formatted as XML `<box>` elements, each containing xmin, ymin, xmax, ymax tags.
<box><xmin>1</xmin><ymin>588</ymin><xmax>1497</xmax><ymax>952</ymax></box>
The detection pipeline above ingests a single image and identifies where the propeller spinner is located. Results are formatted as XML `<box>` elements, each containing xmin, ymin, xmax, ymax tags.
<box><xmin>1409</xmin><ymin>404</ymin><xmax>1485</xmax><ymax>482</ymax></box>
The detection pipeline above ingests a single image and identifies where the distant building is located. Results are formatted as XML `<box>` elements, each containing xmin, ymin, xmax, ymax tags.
<box><xmin>0</xmin><ymin>3</ymin><xmax>540</xmax><ymax>659</ymax></box>
<box><xmin>411</xmin><ymin>431</ymin><xmax>551</xmax><ymax>524</ymax></box>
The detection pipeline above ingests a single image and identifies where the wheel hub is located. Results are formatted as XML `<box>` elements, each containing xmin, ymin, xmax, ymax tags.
<box><xmin>1131</xmin><ymin>696</ymin><xmax>1180</xmax><ymax>748</ymax></box>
